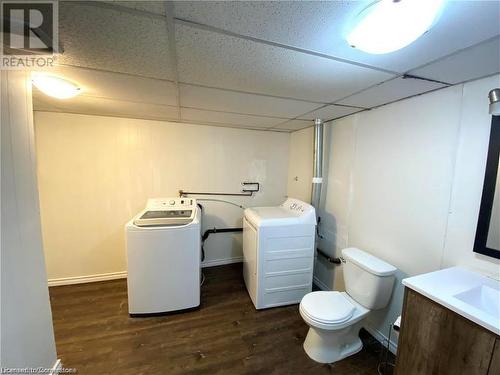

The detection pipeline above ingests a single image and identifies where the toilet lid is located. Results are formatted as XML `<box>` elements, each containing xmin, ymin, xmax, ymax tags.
<box><xmin>300</xmin><ymin>291</ymin><xmax>356</xmax><ymax>324</ymax></box>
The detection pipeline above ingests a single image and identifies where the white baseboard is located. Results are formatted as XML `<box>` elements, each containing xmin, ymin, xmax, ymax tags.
<box><xmin>50</xmin><ymin>359</ymin><xmax>62</xmax><ymax>375</ymax></box>
<box><xmin>48</xmin><ymin>271</ymin><xmax>127</xmax><ymax>287</ymax></box>
<box><xmin>202</xmin><ymin>256</ymin><xmax>243</xmax><ymax>268</ymax></box>
<box><xmin>312</xmin><ymin>275</ymin><xmax>398</xmax><ymax>354</ymax></box>
<box><xmin>48</xmin><ymin>258</ymin><xmax>244</xmax><ymax>286</ymax></box>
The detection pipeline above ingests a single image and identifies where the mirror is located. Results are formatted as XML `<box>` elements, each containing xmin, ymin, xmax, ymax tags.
<box><xmin>474</xmin><ymin>115</ymin><xmax>500</xmax><ymax>259</ymax></box>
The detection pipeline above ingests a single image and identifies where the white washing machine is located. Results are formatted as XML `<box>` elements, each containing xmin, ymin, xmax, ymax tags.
<box><xmin>243</xmin><ymin>198</ymin><xmax>316</xmax><ymax>309</ymax></box>
<box><xmin>126</xmin><ymin>198</ymin><xmax>201</xmax><ymax>316</ymax></box>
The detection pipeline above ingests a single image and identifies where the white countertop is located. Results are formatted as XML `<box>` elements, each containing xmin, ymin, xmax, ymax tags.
<box><xmin>402</xmin><ymin>267</ymin><xmax>500</xmax><ymax>336</ymax></box>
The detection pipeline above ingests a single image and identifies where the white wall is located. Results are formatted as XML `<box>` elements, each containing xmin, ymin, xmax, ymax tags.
<box><xmin>287</xmin><ymin>126</ymin><xmax>313</xmax><ymax>203</ymax></box>
<box><xmin>287</xmin><ymin>74</ymin><xmax>500</xmax><ymax>351</ymax></box>
<box><xmin>442</xmin><ymin>76</ymin><xmax>500</xmax><ymax>273</ymax></box>
<box><xmin>34</xmin><ymin>112</ymin><xmax>290</xmax><ymax>282</ymax></box>
<box><xmin>1</xmin><ymin>72</ymin><xmax>57</xmax><ymax>369</ymax></box>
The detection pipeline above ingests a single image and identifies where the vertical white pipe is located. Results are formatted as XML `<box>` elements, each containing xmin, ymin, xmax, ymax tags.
<box><xmin>311</xmin><ymin>118</ymin><xmax>323</xmax><ymax>210</ymax></box>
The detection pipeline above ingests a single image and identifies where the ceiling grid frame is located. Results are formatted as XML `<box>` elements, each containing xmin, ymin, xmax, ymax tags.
<box><xmin>164</xmin><ymin>1</ymin><xmax>181</xmax><ymax>120</ymax></box>
<box><xmin>40</xmin><ymin>1</ymin><xmax>500</xmax><ymax>132</ymax></box>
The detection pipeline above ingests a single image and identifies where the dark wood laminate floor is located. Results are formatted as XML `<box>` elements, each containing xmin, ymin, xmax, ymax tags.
<box><xmin>50</xmin><ymin>264</ymin><xmax>388</xmax><ymax>374</ymax></box>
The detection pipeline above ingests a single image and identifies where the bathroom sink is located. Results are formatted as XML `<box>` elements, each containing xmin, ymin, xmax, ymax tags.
<box><xmin>403</xmin><ymin>267</ymin><xmax>500</xmax><ymax>335</ymax></box>
<box><xmin>454</xmin><ymin>284</ymin><xmax>500</xmax><ymax>318</ymax></box>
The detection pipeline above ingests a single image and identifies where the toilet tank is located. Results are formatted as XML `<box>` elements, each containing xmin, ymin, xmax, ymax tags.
<box><xmin>342</xmin><ymin>248</ymin><xmax>397</xmax><ymax>310</ymax></box>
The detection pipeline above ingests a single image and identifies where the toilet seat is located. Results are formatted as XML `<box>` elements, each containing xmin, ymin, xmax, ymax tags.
<box><xmin>300</xmin><ymin>291</ymin><xmax>355</xmax><ymax>325</ymax></box>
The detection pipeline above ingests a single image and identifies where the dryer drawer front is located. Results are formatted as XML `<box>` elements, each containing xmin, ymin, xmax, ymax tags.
<box><xmin>260</xmin><ymin>228</ymin><xmax>314</xmax><ymax>309</ymax></box>
<box><xmin>265</xmin><ymin>257</ymin><xmax>312</xmax><ymax>274</ymax></box>
<box><xmin>263</xmin><ymin>287</ymin><xmax>312</xmax><ymax>309</ymax></box>
<box><xmin>261</xmin><ymin>270</ymin><xmax>312</xmax><ymax>309</ymax></box>
<box><xmin>265</xmin><ymin>272</ymin><xmax>312</xmax><ymax>291</ymax></box>
<box><xmin>263</xmin><ymin>232</ymin><xmax>314</xmax><ymax>276</ymax></box>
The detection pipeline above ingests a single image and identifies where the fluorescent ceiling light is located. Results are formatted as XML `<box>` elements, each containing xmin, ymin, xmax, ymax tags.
<box><xmin>32</xmin><ymin>73</ymin><xmax>81</xmax><ymax>99</ymax></box>
<box><xmin>347</xmin><ymin>0</ymin><xmax>445</xmax><ymax>55</ymax></box>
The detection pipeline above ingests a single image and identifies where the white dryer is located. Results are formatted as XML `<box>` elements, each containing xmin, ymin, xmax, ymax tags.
<box><xmin>243</xmin><ymin>198</ymin><xmax>316</xmax><ymax>309</ymax></box>
<box><xmin>126</xmin><ymin>198</ymin><xmax>201</xmax><ymax>316</ymax></box>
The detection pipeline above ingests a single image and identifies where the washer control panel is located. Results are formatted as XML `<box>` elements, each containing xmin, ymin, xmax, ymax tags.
<box><xmin>147</xmin><ymin>198</ymin><xmax>196</xmax><ymax>210</ymax></box>
<box><xmin>281</xmin><ymin>198</ymin><xmax>314</xmax><ymax>215</ymax></box>
<box><xmin>135</xmin><ymin>198</ymin><xmax>198</xmax><ymax>227</ymax></box>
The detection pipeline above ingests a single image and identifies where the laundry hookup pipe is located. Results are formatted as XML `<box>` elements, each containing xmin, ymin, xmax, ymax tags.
<box><xmin>311</xmin><ymin>118</ymin><xmax>337</xmax><ymax>264</ymax></box>
<box><xmin>311</xmin><ymin>118</ymin><xmax>323</xmax><ymax>210</ymax></box>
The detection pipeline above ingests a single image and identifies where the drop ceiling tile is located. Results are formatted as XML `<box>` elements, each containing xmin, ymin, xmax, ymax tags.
<box><xmin>180</xmin><ymin>108</ymin><xmax>285</xmax><ymax>128</ymax></box>
<box><xmin>408</xmin><ymin>37</ymin><xmax>500</xmax><ymax>85</ymax></box>
<box><xmin>33</xmin><ymin>91</ymin><xmax>179</xmax><ymax>122</ymax></box>
<box><xmin>179</xmin><ymin>84</ymin><xmax>319</xmax><ymax>118</ymax></box>
<box><xmin>336</xmin><ymin>77</ymin><xmax>446</xmax><ymax>108</ymax></box>
<box><xmin>58</xmin><ymin>2</ymin><xmax>174</xmax><ymax>79</ymax></box>
<box><xmin>298</xmin><ymin>105</ymin><xmax>363</xmax><ymax>121</ymax></box>
<box><xmin>174</xmin><ymin>1</ymin><xmax>500</xmax><ymax>73</ymax></box>
<box><xmin>175</xmin><ymin>23</ymin><xmax>393</xmax><ymax>103</ymax></box>
<box><xmin>271</xmin><ymin>119</ymin><xmax>313</xmax><ymax>131</ymax></box>
<box><xmin>47</xmin><ymin>65</ymin><xmax>178</xmax><ymax>106</ymax></box>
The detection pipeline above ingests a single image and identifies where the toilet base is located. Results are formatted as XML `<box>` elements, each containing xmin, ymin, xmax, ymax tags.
<box><xmin>303</xmin><ymin>323</ymin><xmax>363</xmax><ymax>364</ymax></box>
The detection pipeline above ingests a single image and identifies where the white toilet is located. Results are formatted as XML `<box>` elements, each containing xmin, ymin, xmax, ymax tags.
<box><xmin>299</xmin><ymin>247</ymin><xmax>397</xmax><ymax>363</ymax></box>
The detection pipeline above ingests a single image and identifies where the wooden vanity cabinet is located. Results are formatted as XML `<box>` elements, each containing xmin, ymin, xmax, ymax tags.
<box><xmin>394</xmin><ymin>288</ymin><xmax>500</xmax><ymax>375</ymax></box>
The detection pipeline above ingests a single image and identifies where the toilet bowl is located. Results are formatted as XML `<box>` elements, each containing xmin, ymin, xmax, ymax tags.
<box><xmin>299</xmin><ymin>248</ymin><xmax>397</xmax><ymax>363</ymax></box>
<box><xmin>299</xmin><ymin>291</ymin><xmax>369</xmax><ymax>363</ymax></box>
